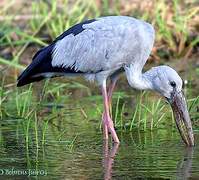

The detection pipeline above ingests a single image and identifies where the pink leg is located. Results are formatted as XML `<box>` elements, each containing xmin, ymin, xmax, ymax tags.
<box><xmin>107</xmin><ymin>77</ymin><xmax>118</xmax><ymax>118</ymax></box>
<box><xmin>102</xmin><ymin>77</ymin><xmax>118</xmax><ymax>140</ymax></box>
<box><xmin>102</xmin><ymin>80</ymin><xmax>119</xmax><ymax>143</ymax></box>
<box><xmin>102</xmin><ymin>113</ymin><xmax>109</xmax><ymax>140</ymax></box>
<box><xmin>108</xmin><ymin>77</ymin><xmax>118</xmax><ymax>102</ymax></box>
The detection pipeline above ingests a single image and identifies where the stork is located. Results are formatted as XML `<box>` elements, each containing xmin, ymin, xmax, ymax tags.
<box><xmin>17</xmin><ymin>16</ymin><xmax>194</xmax><ymax>146</ymax></box>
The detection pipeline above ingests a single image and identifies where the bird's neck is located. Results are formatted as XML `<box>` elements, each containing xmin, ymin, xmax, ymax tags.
<box><xmin>125</xmin><ymin>64</ymin><xmax>154</xmax><ymax>90</ymax></box>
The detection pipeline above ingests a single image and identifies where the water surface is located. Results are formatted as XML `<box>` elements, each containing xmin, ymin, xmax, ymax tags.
<box><xmin>0</xmin><ymin>115</ymin><xmax>199</xmax><ymax>179</ymax></box>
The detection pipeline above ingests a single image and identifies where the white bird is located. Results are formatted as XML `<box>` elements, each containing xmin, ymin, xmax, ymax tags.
<box><xmin>17</xmin><ymin>16</ymin><xmax>194</xmax><ymax>146</ymax></box>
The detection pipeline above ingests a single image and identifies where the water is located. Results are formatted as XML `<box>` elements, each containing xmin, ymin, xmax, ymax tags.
<box><xmin>0</xmin><ymin>115</ymin><xmax>199</xmax><ymax>179</ymax></box>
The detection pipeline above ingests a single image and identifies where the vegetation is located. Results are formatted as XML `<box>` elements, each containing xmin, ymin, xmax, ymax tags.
<box><xmin>0</xmin><ymin>0</ymin><xmax>198</xmax><ymax>148</ymax></box>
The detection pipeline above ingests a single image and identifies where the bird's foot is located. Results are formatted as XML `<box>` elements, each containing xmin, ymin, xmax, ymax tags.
<box><xmin>102</xmin><ymin>113</ymin><xmax>109</xmax><ymax>140</ymax></box>
<box><xmin>107</xmin><ymin>120</ymin><xmax>120</xmax><ymax>143</ymax></box>
<box><xmin>102</xmin><ymin>113</ymin><xmax>120</xmax><ymax>143</ymax></box>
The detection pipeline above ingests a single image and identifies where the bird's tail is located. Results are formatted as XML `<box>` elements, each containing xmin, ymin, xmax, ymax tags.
<box><xmin>17</xmin><ymin>45</ymin><xmax>54</xmax><ymax>87</ymax></box>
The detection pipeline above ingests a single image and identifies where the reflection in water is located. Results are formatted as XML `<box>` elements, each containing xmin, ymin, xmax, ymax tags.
<box><xmin>1</xmin><ymin>116</ymin><xmax>199</xmax><ymax>179</ymax></box>
<box><xmin>103</xmin><ymin>141</ymin><xmax>119</xmax><ymax>180</ymax></box>
<box><xmin>101</xmin><ymin>139</ymin><xmax>195</xmax><ymax>180</ymax></box>
<box><xmin>177</xmin><ymin>147</ymin><xmax>193</xmax><ymax>180</ymax></box>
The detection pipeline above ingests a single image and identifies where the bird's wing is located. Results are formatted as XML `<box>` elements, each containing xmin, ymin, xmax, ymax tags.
<box><xmin>17</xmin><ymin>16</ymin><xmax>155</xmax><ymax>86</ymax></box>
<box><xmin>51</xmin><ymin>16</ymin><xmax>150</xmax><ymax>73</ymax></box>
<box><xmin>17</xmin><ymin>19</ymin><xmax>97</xmax><ymax>86</ymax></box>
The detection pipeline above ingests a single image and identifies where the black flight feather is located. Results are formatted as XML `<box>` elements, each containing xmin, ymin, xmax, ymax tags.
<box><xmin>17</xmin><ymin>19</ymin><xmax>96</xmax><ymax>87</ymax></box>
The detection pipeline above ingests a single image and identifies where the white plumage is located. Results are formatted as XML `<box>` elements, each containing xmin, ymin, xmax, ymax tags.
<box><xmin>51</xmin><ymin>16</ymin><xmax>155</xmax><ymax>85</ymax></box>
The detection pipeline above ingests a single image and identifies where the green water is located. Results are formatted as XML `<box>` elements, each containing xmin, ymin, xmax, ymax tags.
<box><xmin>0</xmin><ymin>116</ymin><xmax>199</xmax><ymax>179</ymax></box>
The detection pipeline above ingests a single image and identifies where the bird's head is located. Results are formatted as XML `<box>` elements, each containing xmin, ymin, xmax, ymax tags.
<box><xmin>151</xmin><ymin>66</ymin><xmax>182</xmax><ymax>98</ymax></box>
<box><xmin>150</xmin><ymin>65</ymin><xmax>194</xmax><ymax>146</ymax></box>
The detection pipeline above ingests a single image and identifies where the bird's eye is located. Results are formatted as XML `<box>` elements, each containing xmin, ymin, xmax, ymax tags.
<box><xmin>170</xmin><ymin>81</ymin><xmax>176</xmax><ymax>87</ymax></box>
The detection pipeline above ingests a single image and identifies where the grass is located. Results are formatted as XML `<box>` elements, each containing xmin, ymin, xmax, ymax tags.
<box><xmin>0</xmin><ymin>73</ymin><xmax>198</xmax><ymax>141</ymax></box>
<box><xmin>0</xmin><ymin>84</ymin><xmax>78</xmax><ymax>151</ymax></box>
<box><xmin>113</xmin><ymin>92</ymin><xmax>169</xmax><ymax>131</ymax></box>
<box><xmin>153</xmin><ymin>0</ymin><xmax>199</xmax><ymax>58</ymax></box>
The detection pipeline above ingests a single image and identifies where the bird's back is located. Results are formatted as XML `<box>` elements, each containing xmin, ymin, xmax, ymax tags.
<box><xmin>52</xmin><ymin>16</ymin><xmax>155</xmax><ymax>72</ymax></box>
<box><xmin>17</xmin><ymin>16</ymin><xmax>155</xmax><ymax>86</ymax></box>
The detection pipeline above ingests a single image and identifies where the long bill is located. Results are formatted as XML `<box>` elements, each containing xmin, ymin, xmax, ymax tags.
<box><xmin>170</xmin><ymin>91</ymin><xmax>194</xmax><ymax>146</ymax></box>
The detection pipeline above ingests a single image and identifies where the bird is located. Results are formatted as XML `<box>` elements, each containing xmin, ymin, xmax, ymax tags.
<box><xmin>17</xmin><ymin>16</ymin><xmax>194</xmax><ymax>146</ymax></box>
